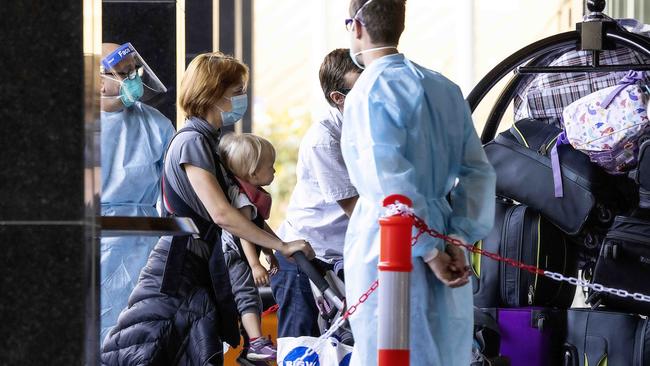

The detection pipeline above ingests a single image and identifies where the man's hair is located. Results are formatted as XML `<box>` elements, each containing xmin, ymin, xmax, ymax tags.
<box><xmin>349</xmin><ymin>0</ymin><xmax>406</xmax><ymax>45</ymax></box>
<box><xmin>319</xmin><ymin>48</ymin><xmax>362</xmax><ymax>107</ymax></box>
<box><xmin>179</xmin><ymin>52</ymin><xmax>249</xmax><ymax>119</ymax></box>
<box><xmin>218</xmin><ymin>133</ymin><xmax>275</xmax><ymax>180</ymax></box>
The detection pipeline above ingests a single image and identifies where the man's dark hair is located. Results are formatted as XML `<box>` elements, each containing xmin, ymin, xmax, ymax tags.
<box><xmin>349</xmin><ymin>0</ymin><xmax>406</xmax><ymax>45</ymax></box>
<box><xmin>319</xmin><ymin>48</ymin><xmax>362</xmax><ymax>108</ymax></box>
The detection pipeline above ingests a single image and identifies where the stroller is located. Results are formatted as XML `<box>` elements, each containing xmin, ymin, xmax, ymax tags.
<box><xmin>294</xmin><ymin>252</ymin><xmax>354</xmax><ymax>346</ymax></box>
<box><xmin>236</xmin><ymin>252</ymin><xmax>352</xmax><ymax>366</ymax></box>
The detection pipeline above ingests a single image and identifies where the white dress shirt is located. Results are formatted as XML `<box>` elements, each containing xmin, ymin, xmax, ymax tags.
<box><xmin>277</xmin><ymin>108</ymin><xmax>357</xmax><ymax>263</ymax></box>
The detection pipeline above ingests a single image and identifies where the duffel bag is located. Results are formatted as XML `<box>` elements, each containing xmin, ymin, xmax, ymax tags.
<box><xmin>483</xmin><ymin>118</ymin><xmax>631</xmax><ymax>235</ymax></box>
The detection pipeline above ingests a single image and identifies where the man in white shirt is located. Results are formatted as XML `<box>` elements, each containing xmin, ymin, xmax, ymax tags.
<box><xmin>271</xmin><ymin>48</ymin><xmax>361</xmax><ymax>337</ymax></box>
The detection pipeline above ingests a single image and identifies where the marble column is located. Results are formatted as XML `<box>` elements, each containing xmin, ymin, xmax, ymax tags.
<box><xmin>0</xmin><ymin>1</ymin><xmax>101</xmax><ymax>365</ymax></box>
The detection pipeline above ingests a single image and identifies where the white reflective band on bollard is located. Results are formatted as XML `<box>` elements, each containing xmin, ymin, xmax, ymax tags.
<box><xmin>378</xmin><ymin>271</ymin><xmax>410</xmax><ymax>350</ymax></box>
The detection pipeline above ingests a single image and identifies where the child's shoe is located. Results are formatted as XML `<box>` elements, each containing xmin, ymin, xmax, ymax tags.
<box><xmin>246</xmin><ymin>337</ymin><xmax>277</xmax><ymax>361</ymax></box>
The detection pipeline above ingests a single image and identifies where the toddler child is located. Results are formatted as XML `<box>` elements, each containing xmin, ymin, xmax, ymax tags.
<box><xmin>219</xmin><ymin>133</ymin><xmax>281</xmax><ymax>362</ymax></box>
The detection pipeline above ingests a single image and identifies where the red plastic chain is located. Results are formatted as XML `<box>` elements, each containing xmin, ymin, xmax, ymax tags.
<box><xmin>343</xmin><ymin>279</ymin><xmax>379</xmax><ymax>319</ymax></box>
<box><xmin>410</xmin><ymin>214</ymin><xmax>545</xmax><ymax>276</ymax></box>
<box><xmin>339</xmin><ymin>211</ymin><xmax>545</xmax><ymax>322</ymax></box>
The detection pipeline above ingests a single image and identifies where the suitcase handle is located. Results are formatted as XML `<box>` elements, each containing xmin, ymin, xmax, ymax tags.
<box><xmin>563</xmin><ymin>343</ymin><xmax>578</xmax><ymax>366</ymax></box>
<box><xmin>530</xmin><ymin>310</ymin><xmax>547</xmax><ymax>332</ymax></box>
<box><xmin>586</xmin><ymin>291</ymin><xmax>603</xmax><ymax>309</ymax></box>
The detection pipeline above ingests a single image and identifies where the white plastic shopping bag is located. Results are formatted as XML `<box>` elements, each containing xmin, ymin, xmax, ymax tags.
<box><xmin>277</xmin><ymin>336</ymin><xmax>352</xmax><ymax>366</ymax></box>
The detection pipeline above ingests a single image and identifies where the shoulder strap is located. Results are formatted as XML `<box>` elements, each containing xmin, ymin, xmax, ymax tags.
<box><xmin>162</xmin><ymin>127</ymin><xmax>232</xmax><ymax>216</ymax></box>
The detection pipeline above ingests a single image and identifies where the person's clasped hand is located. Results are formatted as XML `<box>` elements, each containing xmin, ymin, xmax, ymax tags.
<box><xmin>426</xmin><ymin>240</ymin><xmax>470</xmax><ymax>288</ymax></box>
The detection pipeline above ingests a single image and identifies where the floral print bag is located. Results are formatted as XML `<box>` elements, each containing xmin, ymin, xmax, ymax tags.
<box><xmin>562</xmin><ymin>71</ymin><xmax>650</xmax><ymax>175</ymax></box>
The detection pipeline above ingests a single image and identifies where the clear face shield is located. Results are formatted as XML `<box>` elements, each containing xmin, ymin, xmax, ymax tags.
<box><xmin>100</xmin><ymin>42</ymin><xmax>166</xmax><ymax>107</ymax></box>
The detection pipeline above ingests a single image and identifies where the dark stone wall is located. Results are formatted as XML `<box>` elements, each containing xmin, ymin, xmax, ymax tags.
<box><xmin>0</xmin><ymin>2</ymin><xmax>99</xmax><ymax>365</ymax></box>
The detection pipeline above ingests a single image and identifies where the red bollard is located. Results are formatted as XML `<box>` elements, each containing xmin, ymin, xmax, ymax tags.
<box><xmin>378</xmin><ymin>194</ymin><xmax>413</xmax><ymax>366</ymax></box>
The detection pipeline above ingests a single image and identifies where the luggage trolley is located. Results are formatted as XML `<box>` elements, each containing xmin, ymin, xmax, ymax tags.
<box><xmin>468</xmin><ymin>1</ymin><xmax>650</xmax><ymax>365</ymax></box>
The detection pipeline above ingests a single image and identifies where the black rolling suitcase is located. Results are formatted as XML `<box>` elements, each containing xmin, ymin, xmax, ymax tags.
<box><xmin>587</xmin><ymin>215</ymin><xmax>650</xmax><ymax>315</ymax></box>
<box><xmin>472</xmin><ymin>198</ymin><xmax>578</xmax><ymax>308</ymax></box>
<box><xmin>563</xmin><ymin>308</ymin><xmax>650</xmax><ymax>366</ymax></box>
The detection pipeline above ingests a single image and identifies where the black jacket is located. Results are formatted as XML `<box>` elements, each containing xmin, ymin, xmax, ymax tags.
<box><xmin>101</xmin><ymin>237</ymin><xmax>228</xmax><ymax>366</ymax></box>
<box><xmin>102</xmin><ymin>125</ymin><xmax>241</xmax><ymax>366</ymax></box>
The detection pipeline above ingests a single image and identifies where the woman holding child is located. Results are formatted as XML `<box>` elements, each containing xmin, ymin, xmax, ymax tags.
<box><xmin>101</xmin><ymin>52</ymin><xmax>313</xmax><ymax>366</ymax></box>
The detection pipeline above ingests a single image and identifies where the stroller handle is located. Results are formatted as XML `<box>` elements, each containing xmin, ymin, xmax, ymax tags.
<box><xmin>292</xmin><ymin>251</ymin><xmax>331</xmax><ymax>294</ymax></box>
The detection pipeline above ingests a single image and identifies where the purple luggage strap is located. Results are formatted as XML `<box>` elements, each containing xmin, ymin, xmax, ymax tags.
<box><xmin>550</xmin><ymin>132</ymin><xmax>570</xmax><ymax>198</ymax></box>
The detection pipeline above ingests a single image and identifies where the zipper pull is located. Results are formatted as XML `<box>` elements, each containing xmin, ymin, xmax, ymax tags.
<box><xmin>538</xmin><ymin>144</ymin><xmax>547</xmax><ymax>155</ymax></box>
<box><xmin>528</xmin><ymin>285</ymin><xmax>534</xmax><ymax>305</ymax></box>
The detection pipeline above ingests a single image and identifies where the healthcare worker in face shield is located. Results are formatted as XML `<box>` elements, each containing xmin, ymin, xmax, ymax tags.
<box><xmin>341</xmin><ymin>1</ymin><xmax>496</xmax><ymax>365</ymax></box>
<box><xmin>99</xmin><ymin>42</ymin><xmax>175</xmax><ymax>341</ymax></box>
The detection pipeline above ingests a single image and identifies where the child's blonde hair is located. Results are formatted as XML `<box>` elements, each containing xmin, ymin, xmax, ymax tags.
<box><xmin>219</xmin><ymin>133</ymin><xmax>276</xmax><ymax>180</ymax></box>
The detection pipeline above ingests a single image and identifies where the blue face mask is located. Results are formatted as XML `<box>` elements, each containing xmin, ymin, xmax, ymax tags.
<box><xmin>219</xmin><ymin>94</ymin><xmax>248</xmax><ymax>126</ymax></box>
<box><xmin>120</xmin><ymin>74</ymin><xmax>144</xmax><ymax>107</ymax></box>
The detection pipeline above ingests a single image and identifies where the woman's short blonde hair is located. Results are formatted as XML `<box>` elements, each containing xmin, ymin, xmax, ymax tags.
<box><xmin>179</xmin><ymin>52</ymin><xmax>249</xmax><ymax>119</ymax></box>
<box><xmin>219</xmin><ymin>133</ymin><xmax>276</xmax><ymax>180</ymax></box>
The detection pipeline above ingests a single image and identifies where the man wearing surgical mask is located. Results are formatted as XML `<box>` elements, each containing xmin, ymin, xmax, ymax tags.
<box><xmin>99</xmin><ymin>42</ymin><xmax>175</xmax><ymax>342</ymax></box>
<box><xmin>341</xmin><ymin>1</ymin><xmax>496</xmax><ymax>365</ymax></box>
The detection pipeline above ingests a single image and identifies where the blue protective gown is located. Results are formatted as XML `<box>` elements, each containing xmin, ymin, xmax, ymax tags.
<box><xmin>100</xmin><ymin>102</ymin><xmax>175</xmax><ymax>341</ymax></box>
<box><xmin>341</xmin><ymin>53</ymin><xmax>496</xmax><ymax>366</ymax></box>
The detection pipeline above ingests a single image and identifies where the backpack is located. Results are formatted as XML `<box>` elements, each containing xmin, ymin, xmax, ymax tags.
<box><xmin>562</xmin><ymin>71</ymin><xmax>650</xmax><ymax>175</ymax></box>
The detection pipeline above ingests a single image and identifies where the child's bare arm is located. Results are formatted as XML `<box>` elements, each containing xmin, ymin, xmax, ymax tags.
<box><xmin>241</xmin><ymin>237</ymin><xmax>262</xmax><ymax>266</ymax></box>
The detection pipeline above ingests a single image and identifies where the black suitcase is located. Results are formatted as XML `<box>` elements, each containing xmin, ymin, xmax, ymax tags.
<box><xmin>587</xmin><ymin>215</ymin><xmax>650</xmax><ymax>315</ymax></box>
<box><xmin>483</xmin><ymin>119</ymin><xmax>632</xmax><ymax>236</ymax></box>
<box><xmin>563</xmin><ymin>308</ymin><xmax>650</xmax><ymax>366</ymax></box>
<box><xmin>472</xmin><ymin>198</ymin><xmax>578</xmax><ymax>308</ymax></box>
